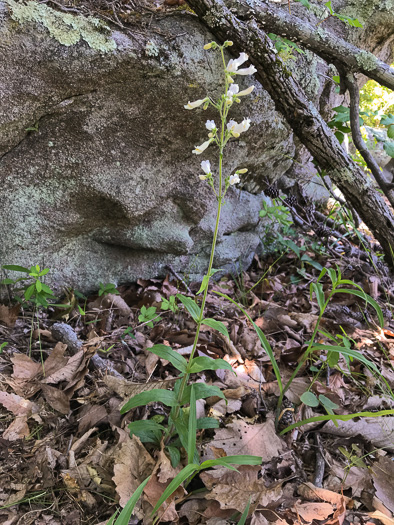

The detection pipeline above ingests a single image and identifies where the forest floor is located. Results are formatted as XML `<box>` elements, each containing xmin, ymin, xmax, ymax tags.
<box><xmin>1</xmin><ymin>222</ymin><xmax>394</xmax><ymax>525</ymax></box>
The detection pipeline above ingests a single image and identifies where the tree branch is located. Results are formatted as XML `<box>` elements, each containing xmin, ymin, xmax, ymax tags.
<box><xmin>339</xmin><ymin>68</ymin><xmax>394</xmax><ymax>208</ymax></box>
<box><xmin>186</xmin><ymin>0</ymin><xmax>394</xmax><ymax>265</ymax></box>
<box><xmin>232</xmin><ymin>0</ymin><xmax>394</xmax><ymax>91</ymax></box>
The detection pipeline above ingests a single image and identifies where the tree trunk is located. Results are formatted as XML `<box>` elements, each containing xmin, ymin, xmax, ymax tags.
<box><xmin>186</xmin><ymin>0</ymin><xmax>394</xmax><ymax>264</ymax></box>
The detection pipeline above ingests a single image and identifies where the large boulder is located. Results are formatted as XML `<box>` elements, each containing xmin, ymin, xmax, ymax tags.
<box><xmin>0</xmin><ymin>0</ymin><xmax>392</xmax><ymax>293</ymax></box>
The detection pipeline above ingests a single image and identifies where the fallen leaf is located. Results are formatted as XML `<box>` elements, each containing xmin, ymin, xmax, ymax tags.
<box><xmin>368</xmin><ymin>510</ymin><xmax>394</xmax><ymax>525</ymax></box>
<box><xmin>202</xmin><ymin>418</ymin><xmax>287</xmax><ymax>462</ymax></box>
<box><xmin>295</xmin><ymin>502</ymin><xmax>334</xmax><ymax>522</ymax></box>
<box><xmin>0</xmin><ymin>303</ymin><xmax>20</xmax><ymax>327</ymax></box>
<box><xmin>298</xmin><ymin>482</ymin><xmax>351</xmax><ymax>505</ymax></box>
<box><xmin>3</xmin><ymin>417</ymin><xmax>30</xmax><ymax>441</ymax></box>
<box><xmin>322</xmin><ymin>417</ymin><xmax>394</xmax><ymax>451</ymax></box>
<box><xmin>0</xmin><ymin>391</ymin><xmax>38</xmax><ymax>417</ymax></box>
<box><xmin>41</xmin><ymin>385</ymin><xmax>70</xmax><ymax>415</ymax></box>
<box><xmin>372</xmin><ymin>456</ymin><xmax>394</xmax><ymax>513</ymax></box>
<box><xmin>200</xmin><ymin>465</ymin><xmax>283</xmax><ymax>512</ymax></box>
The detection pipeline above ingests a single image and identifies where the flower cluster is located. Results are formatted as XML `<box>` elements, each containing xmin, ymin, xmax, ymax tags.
<box><xmin>184</xmin><ymin>41</ymin><xmax>256</xmax><ymax>192</ymax></box>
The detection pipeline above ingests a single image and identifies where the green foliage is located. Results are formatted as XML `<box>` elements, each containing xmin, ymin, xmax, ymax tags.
<box><xmin>267</xmin><ymin>33</ymin><xmax>305</xmax><ymax>62</ymax></box>
<box><xmin>0</xmin><ymin>342</ymin><xmax>8</xmax><ymax>354</ymax></box>
<box><xmin>160</xmin><ymin>295</ymin><xmax>178</xmax><ymax>313</ymax></box>
<box><xmin>98</xmin><ymin>282</ymin><xmax>119</xmax><ymax>296</ymax></box>
<box><xmin>1</xmin><ymin>264</ymin><xmax>55</xmax><ymax>307</ymax></box>
<box><xmin>323</xmin><ymin>1</ymin><xmax>363</xmax><ymax>27</ymax></box>
<box><xmin>260</xmin><ymin>200</ymin><xmax>293</xmax><ymax>230</ymax></box>
<box><xmin>138</xmin><ymin>305</ymin><xmax>160</xmax><ymax>328</ymax></box>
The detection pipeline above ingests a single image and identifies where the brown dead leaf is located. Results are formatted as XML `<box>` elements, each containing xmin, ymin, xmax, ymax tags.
<box><xmin>0</xmin><ymin>303</ymin><xmax>20</xmax><ymax>327</ymax></box>
<box><xmin>11</xmin><ymin>354</ymin><xmax>41</xmax><ymax>379</ymax></box>
<box><xmin>42</xmin><ymin>349</ymin><xmax>86</xmax><ymax>385</ymax></box>
<box><xmin>41</xmin><ymin>385</ymin><xmax>70</xmax><ymax>415</ymax></box>
<box><xmin>77</xmin><ymin>404</ymin><xmax>108</xmax><ymax>434</ymax></box>
<box><xmin>112</xmin><ymin>435</ymin><xmax>155</xmax><ymax>515</ymax></box>
<box><xmin>3</xmin><ymin>416</ymin><xmax>30</xmax><ymax>441</ymax></box>
<box><xmin>298</xmin><ymin>482</ymin><xmax>351</xmax><ymax>505</ymax></box>
<box><xmin>368</xmin><ymin>510</ymin><xmax>394</xmax><ymax>525</ymax></box>
<box><xmin>322</xmin><ymin>416</ymin><xmax>394</xmax><ymax>451</ymax></box>
<box><xmin>42</xmin><ymin>343</ymin><xmax>68</xmax><ymax>377</ymax></box>
<box><xmin>200</xmin><ymin>465</ymin><xmax>283</xmax><ymax>512</ymax></box>
<box><xmin>0</xmin><ymin>391</ymin><xmax>38</xmax><ymax>417</ymax></box>
<box><xmin>295</xmin><ymin>502</ymin><xmax>334</xmax><ymax>522</ymax></box>
<box><xmin>372</xmin><ymin>456</ymin><xmax>394</xmax><ymax>513</ymax></box>
<box><xmin>202</xmin><ymin>418</ymin><xmax>287</xmax><ymax>462</ymax></box>
<box><xmin>104</xmin><ymin>375</ymin><xmax>176</xmax><ymax>399</ymax></box>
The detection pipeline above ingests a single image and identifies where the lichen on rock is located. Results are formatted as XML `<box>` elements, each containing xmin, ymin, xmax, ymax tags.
<box><xmin>5</xmin><ymin>0</ymin><xmax>116</xmax><ymax>51</ymax></box>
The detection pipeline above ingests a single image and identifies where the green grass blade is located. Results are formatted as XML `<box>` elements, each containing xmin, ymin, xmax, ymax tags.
<box><xmin>333</xmin><ymin>288</ymin><xmax>384</xmax><ymax>327</ymax></box>
<box><xmin>148</xmin><ymin>344</ymin><xmax>188</xmax><ymax>372</ymax></box>
<box><xmin>279</xmin><ymin>409</ymin><xmax>394</xmax><ymax>434</ymax></box>
<box><xmin>238</xmin><ymin>498</ymin><xmax>251</xmax><ymax>525</ymax></box>
<box><xmin>188</xmin><ymin>385</ymin><xmax>197</xmax><ymax>465</ymax></box>
<box><xmin>152</xmin><ymin>464</ymin><xmax>200</xmax><ymax>515</ymax></box>
<box><xmin>200</xmin><ymin>455</ymin><xmax>262</xmax><ymax>469</ymax></box>
<box><xmin>311</xmin><ymin>343</ymin><xmax>380</xmax><ymax>374</ymax></box>
<box><xmin>109</xmin><ymin>475</ymin><xmax>150</xmax><ymax>525</ymax></box>
<box><xmin>213</xmin><ymin>291</ymin><xmax>283</xmax><ymax>393</ymax></box>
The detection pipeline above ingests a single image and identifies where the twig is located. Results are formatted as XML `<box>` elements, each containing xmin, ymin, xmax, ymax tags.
<box><xmin>339</xmin><ymin>68</ymin><xmax>394</xmax><ymax>208</ymax></box>
<box><xmin>165</xmin><ymin>264</ymin><xmax>193</xmax><ymax>295</ymax></box>
<box><xmin>313</xmin><ymin>433</ymin><xmax>325</xmax><ymax>487</ymax></box>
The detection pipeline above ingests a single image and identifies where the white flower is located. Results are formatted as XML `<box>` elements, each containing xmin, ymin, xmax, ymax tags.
<box><xmin>184</xmin><ymin>97</ymin><xmax>208</xmax><ymax>110</ymax></box>
<box><xmin>237</xmin><ymin>86</ymin><xmax>255</xmax><ymax>97</ymax></box>
<box><xmin>226</xmin><ymin>53</ymin><xmax>249</xmax><ymax>73</ymax></box>
<box><xmin>192</xmin><ymin>139</ymin><xmax>212</xmax><ymax>155</ymax></box>
<box><xmin>234</xmin><ymin>65</ymin><xmax>257</xmax><ymax>76</ymax></box>
<box><xmin>201</xmin><ymin>160</ymin><xmax>211</xmax><ymax>174</ymax></box>
<box><xmin>205</xmin><ymin>120</ymin><xmax>216</xmax><ymax>130</ymax></box>
<box><xmin>227</xmin><ymin>84</ymin><xmax>239</xmax><ymax>97</ymax></box>
<box><xmin>228</xmin><ymin>118</ymin><xmax>251</xmax><ymax>135</ymax></box>
<box><xmin>229</xmin><ymin>174</ymin><xmax>240</xmax><ymax>185</ymax></box>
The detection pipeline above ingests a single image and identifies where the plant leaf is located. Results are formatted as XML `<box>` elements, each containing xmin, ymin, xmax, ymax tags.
<box><xmin>196</xmin><ymin>417</ymin><xmax>220</xmax><ymax>429</ymax></box>
<box><xmin>188</xmin><ymin>385</ymin><xmax>197</xmax><ymax>465</ymax></box>
<box><xmin>333</xmin><ymin>288</ymin><xmax>384</xmax><ymax>327</ymax></box>
<box><xmin>176</xmin><ymin>294</ymin><xmax>201</xmax><ymax>322</ymax></box>
<box><xmin>2</xmin><ymin>264</ymin><xmax>30</xmax><ymax>273</ymax></box>
<box><xmin>148</xmin><ymin>344</ymin><xmax>188</xmax><ymax>373</ymax></box>
<box><xmin>189</xmin><ymin>356</ymin><xmax>233</xmax><ymax>373</ymax></box>
<box><xmin>213</xmin><ymin>291</ymin><xmax>283</xmax><ymax>394</ymax></box>
<box><xmin>182</xmin><ymin>383</ymin><xmax>226</xmax><ymax>404</ymax></box>
<box><xmin>152</xmin><ymin>464</ymin><xmax>200</xmax><ymax>514</ymax></box>
<box><xmin>201</xmin><ymin>318</ymin><xmax>229</xmax><ymax>339</ymax></box>
<box><xmin>300</xmin><ymin>391</ymin><xmax>319</xmax><ymax>407</ymax></box>
<box><xmin>121</xmin><ymin>389</ymin><xmax>178</xmax><ymax>413</ymax></box>
<box><xmin>311</xmin><ymin>343</ymin><xmax>380</xmax><ymax>374</ymax></box>
<box><xmin>319</xmin><ymin>394</ymin><xmax>339</xmax><ymax>410</ymax></box>
<box><xmin>108</xmin><ymin>475</ymin><xmax>150</xmax><ymax>525</ymax></box>
<box><xmin>280</xmin><ymin>409</ymin><xmax>394</xmax><ymax>434</ymax></box>
<box><xmin>238</xmin><ymin>498</ymin><xmax>251</xmax><ymax>525</ymax></box>
<box><xmin>200</xmin><ymin>455</ymin><xmax>262</xmax><ymax>469</ymax></box>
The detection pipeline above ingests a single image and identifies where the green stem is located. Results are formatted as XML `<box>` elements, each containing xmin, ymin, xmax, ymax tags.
<box><xmin>168</xmin><ymin>46</ymin><xmax>229</xmax><ymax>437</ymax></box>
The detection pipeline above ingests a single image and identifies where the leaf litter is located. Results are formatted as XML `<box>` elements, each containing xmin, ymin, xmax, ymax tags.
<box><xmin>1</xmin><ymin>243</ymin><xmax>394</xmax><ymax>523</ymax></box>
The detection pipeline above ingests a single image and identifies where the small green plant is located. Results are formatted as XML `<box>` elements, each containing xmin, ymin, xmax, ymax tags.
<box><xmin>98</xmin><ymin>282</ymin><xmax>120</xmax><ymax>296</ymax></box>
<box><xmin>138</xmin><ymin>305</ymin><xmax>160</xmax><ymax>328</ymax></box>
<box><xmin>116</xmin><ymin>41</ymin><xmax>261</xmax><ymax>522</ymax></box>
<box><xmin>121</xmin><ymin>326</ymin><xmax>135</xmax><ymax>339</ymax></box>
<box><xmin>160</xmin><ymin>295</ymin><xmax>178</xmax><ymax>313</ymax></box>
<box><xmin>0</xmin><ymin>342</ymin><xmax>8</xmax><ymax>354</ymax></box>
<box><xmin>260</xmin><ymin>200</ymin><xmax>293</xmax><ymax>231</ymax></box>
<box><xmin>1</xmin><ymin>264</ymin><xmax>55</xmax><ymax>307</ymax></box>
<box><xmin>267</xmin><ymin>33</ymin><xmax>305</xmax><ymax>62</ymax></box>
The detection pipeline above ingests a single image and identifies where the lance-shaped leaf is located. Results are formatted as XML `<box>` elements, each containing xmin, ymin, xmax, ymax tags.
<box><xmin>121</xmin><ymin>389</ymin><xmax>178</xmax><ymax>413</ymax></box>
<box><xmin>201</xmin><ymin>318</ymin><xmax>230</xmax><ymax>339</ymax></box>
<box><xmin>176</xmin><ymin>294</ymin><xmax>201</xmax><ymax>322</ymax></box>
<box><xmin>189</xmin><ymin>356</ymin><xmax>234</xmax><ymax>373</ymax></box>
<box><xmin>147</xmin><ymin>344</ymin><xmax>188</xmax><ymax>373</ymax></box>
<box><xmin>152</xmin><ymin>464</ymin><xmax>200</xmax><ymax>514</ymax></box>
<box><xmin>332</xmin><ymin>288</ymin><xmax>384</xmax><ymax>327</ymax></box>
<box><xmin>107</xmin><ymin>475</ymin><xmax>151</xmax><ymax>525</ymax></box>
<box><xmin>182</xmin><ymin>383</ymin><xmax>226</xmax><ymax>404</ymax></box>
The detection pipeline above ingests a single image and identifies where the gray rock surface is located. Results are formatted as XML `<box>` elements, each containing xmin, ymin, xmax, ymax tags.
<box><xmin>0</xmin><ymin>0</ymin><xmax>392</xmax><ymax>293</ymax></box>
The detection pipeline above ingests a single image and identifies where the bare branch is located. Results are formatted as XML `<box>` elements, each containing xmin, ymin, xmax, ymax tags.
<box><xmin>233</xmin><ymin>0</ymin><xmax>394</xmax><ymax>91</ymax></box>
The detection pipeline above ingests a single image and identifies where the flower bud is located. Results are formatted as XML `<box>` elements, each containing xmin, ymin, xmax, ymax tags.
<box><xmin>204</xmin><ymin>43</ymin><xmax>213</xmax><ymax>50</ymax></box>
<box><xmin>224</xmin><ymin>41</ymin><xmax>233</xmax><ymax>47</ymax></box>
<box><xmin>237</xmin><ymin>168</ymin><xmax>248</xmax><ymax>174</ymax></box>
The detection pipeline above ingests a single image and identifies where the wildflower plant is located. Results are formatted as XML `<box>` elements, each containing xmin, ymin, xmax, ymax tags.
<box><xmin>110</xmin><ymin>42</ymin><xmax>260</xmax><ymax>524</ymax></box>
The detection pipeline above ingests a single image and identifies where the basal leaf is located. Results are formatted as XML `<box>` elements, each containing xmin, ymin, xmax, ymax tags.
<box><xmin>300</xmin><ymin>391</ymin><xmax>319</xmax><ymax>407</ymax></box>
<box><xmin>110</xmin><ymin>475</ymin><xmax>151</xmax><ymax>525</ymax></box>
<box><xmin>152</xmin><ymin>464</ymin><xmax>200</xmax><ymax>514</ymax></box>
<box><xmin>182</xmin><ymin>383</ymin><xmax>225</xmax><ymax>404</ymax></box>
